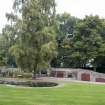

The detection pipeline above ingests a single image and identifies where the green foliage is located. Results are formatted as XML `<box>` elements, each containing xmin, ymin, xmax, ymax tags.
<box><xmin>52</xmin><ymin>15</ymin><xmax>105</xmax><ymax>70</ymax></box>
<box><xmin>71</xmin><ymin>15</ymin><xmax>105</xmax><ymax>69</ymax></box>
<box><xmin>0</xmin><ymin>35</ymin><xmax>9</xmax><ymax>66</ymax></box>
<box><xmin>9</xmin><ymin>0</ymin><xmax>57</xmax><ymax>72</ymax></box>
<box><xmin>0</xmin><ymin>56</ymin><xmax>6</xmax><ymax>66</ymax></box>
<box><xmin>51</xmin><ymin>13</ymin><xmax>79</xmax><ymax>68</ymax></box>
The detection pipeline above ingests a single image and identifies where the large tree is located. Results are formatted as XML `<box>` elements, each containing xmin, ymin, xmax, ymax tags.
<box><xmin>9</xmin><ymin>0</ymin><xmax>57</xmax><ymax>74</ymax></box>
<box><xmin>52</xmin><ymin>15</ymin><xmax>105</xmax><ymax>70</ymax></box>
<box><xmin>70</xmin><ymin>15</ymin><xmax>105</xmax><ymax>70</ymax></box>
<box><xmin>51</xmin><ymin>13</ymin><xmax>79</xmax><ymax>68</ymax></box>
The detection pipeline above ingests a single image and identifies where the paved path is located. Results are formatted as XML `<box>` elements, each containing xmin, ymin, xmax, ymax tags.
<box><xmin>39</xmin><ymin>77</ymin><xmax>105</xmax><ymax>85</ymax></box>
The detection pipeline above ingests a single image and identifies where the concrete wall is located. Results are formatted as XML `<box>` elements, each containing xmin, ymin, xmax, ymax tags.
<box><xmin>51</xmin><ymin>68</ymin><xmax>105</xmax><ymax>83</ymax></box>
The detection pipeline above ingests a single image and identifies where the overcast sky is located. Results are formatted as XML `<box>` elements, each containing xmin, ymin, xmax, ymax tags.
<box><xmin>0</xmin><ymin>0</ymin><xmax>105</xmax><ymax>32</ymax></box>
<box><xmin>0</xmin><ymin>0</ymin><xmax>13</xmax><ymax>32</ymax></box>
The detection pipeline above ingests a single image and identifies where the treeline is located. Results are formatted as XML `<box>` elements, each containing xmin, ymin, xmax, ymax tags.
<box><xmin>0</xmin><ymin>0</ymin><xmax>105</xmax><ymax>73</ymax></box>
<box><xmin>51</xmin><ymin>13</ymin><xmax>105</xmax><ymax>72</ymax></box>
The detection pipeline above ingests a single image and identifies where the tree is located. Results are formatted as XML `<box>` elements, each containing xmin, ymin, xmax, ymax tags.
<box><xmin>1</xmin><ymin>11</ymin><xmax>19</xmax><ymax>67</ymax></box>
<box><xmin>70</xmin><ymin>15</ymin><xmax>105</xmax><ymax>70</ymax></box>
<box><xmin>9</xmin><ymin>0</ymin><xmax>57</xmax><ymax>75</ymax></box>
<box><xmin>0</xmin><ymin>35</ymin><xmax>8</xmax><ymax>66</ymax></box>
<box><xmin>51</xmin><ymin>13</ymin><xmax>79</xmax><ymax>68</ymax></box>
<box><xmin>52</xmin><ymin>14</ymin><xmax>105</xmax><ymax>70</ymax></box>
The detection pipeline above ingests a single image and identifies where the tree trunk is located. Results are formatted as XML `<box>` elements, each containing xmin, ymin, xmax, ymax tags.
<box><xmin>32</xmin><ymin>66</ymin><xmax>37</xmax><ymax>79</ymax></box>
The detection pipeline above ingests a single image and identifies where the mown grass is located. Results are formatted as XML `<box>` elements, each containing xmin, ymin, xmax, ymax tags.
<box><xmin>0</xmin><ymin>82</ymin><xmax>105</xmax><ymax>105</ymax></box>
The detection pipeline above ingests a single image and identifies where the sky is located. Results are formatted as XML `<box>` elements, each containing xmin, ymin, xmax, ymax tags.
<box><xmin>56</xmin><ymin>0</ymin><xmax>105</xmax><ymax>18</ymax></box>
<box><xmin>0</xmin><ymin>0</ymin><xmax>105</xmax><ymax>32</ymax></box>
<box><xmin>0</xmin><ymin>0</ymin><xmax>13</xmax><ymax>32</ymax></box>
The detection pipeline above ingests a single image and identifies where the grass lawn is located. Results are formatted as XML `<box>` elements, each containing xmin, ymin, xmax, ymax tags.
<box><xmin>0</xmin><ymin>82</ymin><xmax>105</xmax><ymax>105</ymax></box>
